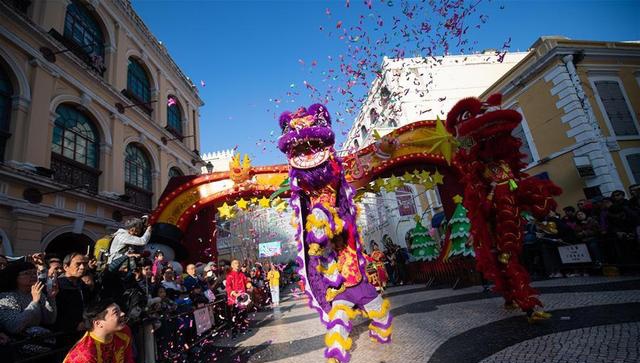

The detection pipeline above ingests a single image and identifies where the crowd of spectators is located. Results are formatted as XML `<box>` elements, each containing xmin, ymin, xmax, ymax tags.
<box><xmin>522</xmin><ymin>186</ymin><xmax>640</xmax><ymax>278</ymax></box>
<box><xmin>0</xmin><ymin>216</ymin><xmax>292</xmax><ymax>362</ymax></box>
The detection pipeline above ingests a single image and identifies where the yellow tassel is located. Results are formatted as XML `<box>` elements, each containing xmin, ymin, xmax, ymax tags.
<box><xmin>325</xmin><ymin>284</ymin><xmax>346</xmax><ymax>302</ymax></box>
<box><xmin>368</xmin><ymin>324</ymin><xmax>393</xmax><ymax>338</ymax></box>
<box><xmin>308</xmin><ymin>243</ymin><xmax>324</xmax><ymax>256</ymax></box>
<box><xmin>317</xmin><ymin>262</ymin><xmax>340</xmax><ymax>275</ymax></box>
<box><xmin>306</xmin><ymin>214</ymin><xmax>334</xmax><ymax>239</ymax></box>
<box><xmin>328</xmin><ymin>304</ymin><xmax>361</xmax><ymax>320</ymax></box>
<box><xmin>362</xmin><ymin>299</ymin><xmax>391</xmax><ymax>319</ymax></box>
<box><xmin>325</xmin><ymin>332</ymin><xmax>353</xmax><ymax>351</ymax></box>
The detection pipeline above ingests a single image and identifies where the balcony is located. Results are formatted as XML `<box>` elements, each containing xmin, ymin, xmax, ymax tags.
<box><xmin>48</xmin><ymin>30</ymin><xmax>106</xmax><ymax>77</ymax></box>
<box><xmin>50</xmin><ymin>153</ymin><xmax>100</xmax><ymax>193</ymax></box>
<box><xmin>124</xmin><ymin>183</ymin><xmax>153</xmax><ymax>210</ymax></box>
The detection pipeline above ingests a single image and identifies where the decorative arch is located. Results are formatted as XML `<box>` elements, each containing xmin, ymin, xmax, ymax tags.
<box><xmin>91</xmin><ymin>1</ymin><xmax>117</xmax><ymax>50</ymax></box>
<box><xmin>125</xmin><ymin>50</ymin><xmax>159</xmax><ymax>92</ymax></box>
<box><xmin>0</xmin><ymin>47</ymin><xmax>31</xmax><ymax>104</ymax></box>
<box><xmin>123</xmin><ymin>135</ymin><xmax>160</xmax><ymax>174</ymax></box>
<box><xmin>41</xmin><ymin>224</ymin><xmax>99</xmax><ymax>251</ymax></box>
<box><xmin>49</xmin><ymin>94</ymin><xmax>113</xmax><ymax>146</ymax></box>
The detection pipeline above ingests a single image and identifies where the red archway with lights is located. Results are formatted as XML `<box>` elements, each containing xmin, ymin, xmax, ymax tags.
<box><xmin>150</xmin><ymin>120</ymin><xmax>463</xmax><ymax>263</ymax></box>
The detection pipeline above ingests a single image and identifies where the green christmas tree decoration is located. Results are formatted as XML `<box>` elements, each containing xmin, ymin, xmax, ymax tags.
<box><xmin>409</xmin><ymin>215</ymin><xmax>439</xmax><ymax>261</ymax></box>
<box><xmin>448</xmin><ymin>195</ymin><xmax>475</xmax><ymax>258</ymax></box>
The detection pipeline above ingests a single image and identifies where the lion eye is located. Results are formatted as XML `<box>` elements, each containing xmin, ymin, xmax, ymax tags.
<box><xmin>461</xmin><ymin>110</ymin><xmax>472</xmax><ymax>120</ymax></box>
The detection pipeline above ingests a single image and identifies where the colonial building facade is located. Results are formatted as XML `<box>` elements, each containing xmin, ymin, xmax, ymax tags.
<box><xmin>482</xmin><ymin>37</ymin><xmax>640</xmax><ymax>208</ymax></box>
<box><xmin>0</xmin><ymin>0</ymin><xmax>203</xmax><ymax>257</ymax></box>
<box><xmin>345</xmin><ymin>51</ymin><xmax>528</xmax><ymax>249</ymax></box>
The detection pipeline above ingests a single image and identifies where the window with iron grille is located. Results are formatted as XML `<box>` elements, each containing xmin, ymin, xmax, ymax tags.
<box><xmin>167</xmin><ymin>96</ymin><xmax>183</xmax><ymax>136</ymax></box>
<box><xmin>50</xmin><ymin>104</ymin><xmax>100</xmax><ymax>192</ymax></box>
<box><xmin>63</xmin><ymin>0</ymin><xmax>105</xmax><ymax>72</ymax></box>
<box><xmin>625</xmin><ymin>153</ymin><xmax>640</xmax><ymax>184</ymax></box>
<box><xmin>512</xmin><ymin>124</ymin><xmax>533</xmax><ymax>165</ymax></box>
<box><xmin>0</xmin><ymin>65</ymin><xmax>12</xmax><ymax>161</ymax></box>
<box><xmin>594</xmin><ymin>80</ymin><xmax>638</xmax><ymax>136</ymax></box>
<box><xmin>168</xmin><ymin>167</ymin><xmax>183</xmax><ymax>178</ymax></box>
<box><xmin>125</xmin><ymin>144</ymin><xmax>152</xmax><ymax>191</ymax></box>
<box><xmin>127</xmin><ymin>58</ymin><xmax>151</xmax><ymax>103</ymax></box>
<box><xmin>52</xmin><ymin>105</ymin><xmax>99</xmax><ymax>168</ymax></box>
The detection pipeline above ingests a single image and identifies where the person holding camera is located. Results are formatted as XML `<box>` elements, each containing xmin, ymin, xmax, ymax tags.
<box><xmin>108</xmin><ymin>217</ymin><xmax>152</xmax><ymax>264</ymax></box>
<box><xmin>0</xmin><ymin>262</ymin><xmax>58</xmax><ymax>335</ymax></box>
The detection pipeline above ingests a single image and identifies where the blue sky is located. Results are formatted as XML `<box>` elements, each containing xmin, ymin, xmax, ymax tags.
<box><xmin>132</xmin><ymin>0</ymin><xmax>640</xmax><ymax>166</ymax></box>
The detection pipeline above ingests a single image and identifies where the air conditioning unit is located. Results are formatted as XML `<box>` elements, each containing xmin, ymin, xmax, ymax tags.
<box><xmin>574</xmin><ymin>156</ymin><xmax>595</xmax><ymax>178</ymax></box>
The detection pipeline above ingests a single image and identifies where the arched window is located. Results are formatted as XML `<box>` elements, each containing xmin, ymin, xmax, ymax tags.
<box><xmin>353</xmin><ymin>139</ymin><xmax>360</xmax><ymax>150</ymax></box>
<box><xmin>369</xmin><ymin>108</ymin><xmax>379</xmax><ymax>124</ymax></box>
<box><xmin>63</xmin><ymin>0</ymin><xmax>105</xmax><ymax>74</ymax></box>
<box><xmin>126</xmin><ymin>58</ymin><xmax>152</xmax><ymax>112</ymax></box>
<box><xmin>0</xmin><ymin>65</ymin><xmax>13</xmax><ymax>161</ymax></box>
<box><xmin>168</xmin><ymin>166</ymin><xmax>183</xmax><ymax>178</ymax></box>
<box><xmin>388</xmin><ymin>119</ymin><xmax>398</xmax><ymax>128</ymax></box>
<box><xmin>125</xmin><ymin>144</ymin><xmax>153</xmax><ymax>209</ymax></box>
<box><xmin>360</xmin><ymin>125</ymin><xmax>368</xmax><ymax>140</ymax></box>
<box><xmin>395</xmin><ymin>185</ymin><xmax>417</xmax><ymax>216</ymax></box>
<box><xmin>166</xmin><ymin>96</ymin><xmax>183</xmax><ymax>136</ymax></box>
<box><xmin>50</xmin><ymin>104</ymin><xmax>100</xmax><ymax>193</ymax></box>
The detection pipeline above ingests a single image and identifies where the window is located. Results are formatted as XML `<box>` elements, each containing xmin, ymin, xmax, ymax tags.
<box><xmin>353</xmin><ymin>139</ymin><xmax>360</xmax><ymax>150</ymax></box>
<box><xmin>63</xmin><ymin>0</ymin><xmax>105</xmax><ymax>73</ymax></box>
<box><xmin>388</xmin><ymin>119</ymin><xmax>398</xmax><ymax>128</ymax></box>
<box><xmin>592</xmin><ymin>78</ymin><xmax>638</xmax><ymax>137</ymax></box>
<box><xmin>50</xmin><ymin>104</ymin><xmax>100</xmax><ymax>192</ymax></box>
<box><xmin>125</xmin><ymin>144</ymin><xmax>153</xmax><ymax>209</ymax></box>
<box><xmin>396</xmin><ymin>185</ymin><xmax>417</xmax><ymax>216</ymax></box>
<box><xmin>125</xmin><ymin>144</ymin><xmax>152</xmax><ymax>190</ymax></box>
<box><xmin>0</xmin><ymin>65</ymin><xmax>12</xmax><ymax>161</ymax></box>
<box><xmin>369</xmin><ymin>108</ymin><xmax>379</xmax><ymax>124</ymax></box>
<box><xmin>168</xmin><ymin>166</ymin><xmax>183</xmax><ymax>178</ymax></box>
<box><xmin>510</xmin><ymin>107</ymin><xmax>539</xmax><ymax>166</ymax></box>
<box><xmin>360</xmin><ymin>125</ymin><xmax>368</xmax><ymax>140</ymax></box>
<box><xmin>166</xmin><ymin>96</ymin><xmax>183</xmax><ymax>136</ymax></box>
<box><xmin>620</xmin><ymin>149</ymin><xmax>640</xmax><ymax>185</ymax></box>
<box><xmin>127</xmin><ymin>58</ymin><xmax>151</xmax><ymax>103</ymax></box>
<box><xmin>52</xmin><ymin>105</ymin><xmax>99</xmax><ymax>167</ymax></box>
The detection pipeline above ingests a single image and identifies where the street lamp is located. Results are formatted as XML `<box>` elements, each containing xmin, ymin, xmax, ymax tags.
<box><xmin>205</xmin><ymin>161</ymin><xmax>214</xmax><ymax>173</ymax></box>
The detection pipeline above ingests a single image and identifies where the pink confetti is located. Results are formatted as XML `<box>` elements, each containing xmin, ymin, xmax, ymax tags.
<box><xmin>167</xmin><ymin>97</ymin><xmax>176</xmax><ymax>107</ymax></box>
<box><xmin>200</xmin><ymin>80</ymin><xmax>206</xmax><ymax>87</ymax></box>
<box><xmin>336</xmin><ymin>20</ymin><xmax>343</xmax><ymax>29</ymax></box>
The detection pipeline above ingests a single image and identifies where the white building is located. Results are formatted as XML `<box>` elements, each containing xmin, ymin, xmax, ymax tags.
<box><xmin>200</xmin><ymin>149</ymin><xmax>234</xmax><ymax>174</ymax></box>
<box><xmin>347</xmin><ymin>51</ymin><xmax>529</xmax><ymax>251</ymax></box>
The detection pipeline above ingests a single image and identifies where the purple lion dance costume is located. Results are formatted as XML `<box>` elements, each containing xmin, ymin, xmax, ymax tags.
<box><xmin>278</xmin><ymin>104</ymin><xmax>393</xmax><ymax>363</ymax></box>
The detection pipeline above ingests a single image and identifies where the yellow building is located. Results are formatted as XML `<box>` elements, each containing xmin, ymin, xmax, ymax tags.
<box><xmin>482</xmin><ymin>36</ymin><xmax>640</xmax><ymax>209</ymax></box>
<box><xmin>0</xmin><ymin>0</ymin><xmax>203</xmax><ymax>257</ymax></box>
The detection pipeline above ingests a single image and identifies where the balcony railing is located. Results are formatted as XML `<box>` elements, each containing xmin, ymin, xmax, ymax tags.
<box><xmin>48</xmin><ymin>30</ymin><xmax>106</xmax><ymax>77</ymax></box>
<box><xmin>125</xmin><ymin>183</ymin><xmax>153</xmax><ymax>210</ymax></box>
<box><xmin>50</xmin><ymin>153</ymin><xmax>101</xmax><ymax>193</ymax></box>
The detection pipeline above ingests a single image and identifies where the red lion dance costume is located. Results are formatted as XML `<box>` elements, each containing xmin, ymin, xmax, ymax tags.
<box><xmin>446</xmin><ymin>94</ymin><xmax>561</xmax><ymax>322</ymax></box>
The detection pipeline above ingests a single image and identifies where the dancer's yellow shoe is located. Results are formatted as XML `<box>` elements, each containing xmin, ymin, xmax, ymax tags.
<box><xmin>327</xmin><ymin>358</ymin><xmax>340</xmax><ymax>363</ymax></box>
<box><xmin>527</xmin><ymin>310</ymin><xmax>552</xmax><ymax>324</ymax></box>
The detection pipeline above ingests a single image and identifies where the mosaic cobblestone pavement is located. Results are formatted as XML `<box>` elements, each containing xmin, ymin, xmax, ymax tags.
<box><xmin>208</xmin><ymin>276</ymin><xmax>640</xmax><ymax>363</ymax></box>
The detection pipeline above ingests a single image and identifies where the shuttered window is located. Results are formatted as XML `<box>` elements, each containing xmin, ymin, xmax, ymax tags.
<box><xmin>594</xmin><ymin>80</ymin><xmax>638</xmax><ymax>136</ymax></box>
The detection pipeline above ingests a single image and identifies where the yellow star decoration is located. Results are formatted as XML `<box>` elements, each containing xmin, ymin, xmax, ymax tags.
<box><xmin>418</xmin><ymin>171</ymin><xmax>431</xmax><ymax>183</ymax></box>
<box><xmin>236</xmin><ymin>198</ymin><xmax>249</xmax><ymax>210</ymax></box>
<box><xmin>402</xmin><ymin>171</ymin><xmax>416</xmax><ymax>184</ymax></box>
<box><xmin>373</xmin><ymin>178</ymin><xmax>387</xmax><ymax>193</ymax></box>
<box><xmin>258</xmin><ymin>196</ymin><xmax>271</xmax><ymax>208</ymax></box>
<box><xmin>453</xmin><ymin>194</ymin><xmax>464</xmax><ymax>204</ymax></box>
<box><xmin>385</xmin><ymin>175</ymin><xmax>403</xmax><ymax>192</ymax></box>
<box><xmin>405</xmin><ymin>116</ymin><xmax>455</xmax><ymax>163</ymax></box>
<box><xmin>250</xmin><ymin>197</ymin><xmax>258</xmax><ymax>204</ymax></box>
<box><xmin>217</xmin><ymin>202</ymin><xmax>234</xmax><ymax>219</ymax></box>
<box><xmin>432</xmin><ymin>170</ymin><xmax>444</xmax><ymax>185</ymax></box>
<box><xmin>274</xmin><ymin>201</ymin><xmax>288</xmax><ymax>212</ymax></box>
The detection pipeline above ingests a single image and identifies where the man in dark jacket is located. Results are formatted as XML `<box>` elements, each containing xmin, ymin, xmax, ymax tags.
<box><xmin>55</xmin><ymin>253</ymin><xmax>91</xmax><ymax>345</ymax></box>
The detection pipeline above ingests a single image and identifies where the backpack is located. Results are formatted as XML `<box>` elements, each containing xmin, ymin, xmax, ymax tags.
<box><xmin>94</xmin><ymin>234</ymin><xmax>115</xmax><ymax>261</ymax></box>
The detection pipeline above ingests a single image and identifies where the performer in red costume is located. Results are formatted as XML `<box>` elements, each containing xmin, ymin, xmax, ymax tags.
<box><xmin>225</xmin><ymin>259</ymin><xmax>252</xmax><ymax>338</ymax></box>
<box><xmin>446</xmin><ymin>94</ymin><xmax>562</xmax><ymax>322</ymax></box>
<box><xmin>63</xmin><ymin>300</ymin><xmax>133</xmax><ymax>363</ymax></box>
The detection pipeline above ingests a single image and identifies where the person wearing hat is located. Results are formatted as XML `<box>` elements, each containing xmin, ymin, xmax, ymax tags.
<box><xmin>62</xmin><ymin>299</ymin><xmax>133</xmax><ymax>363</ymax></box>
